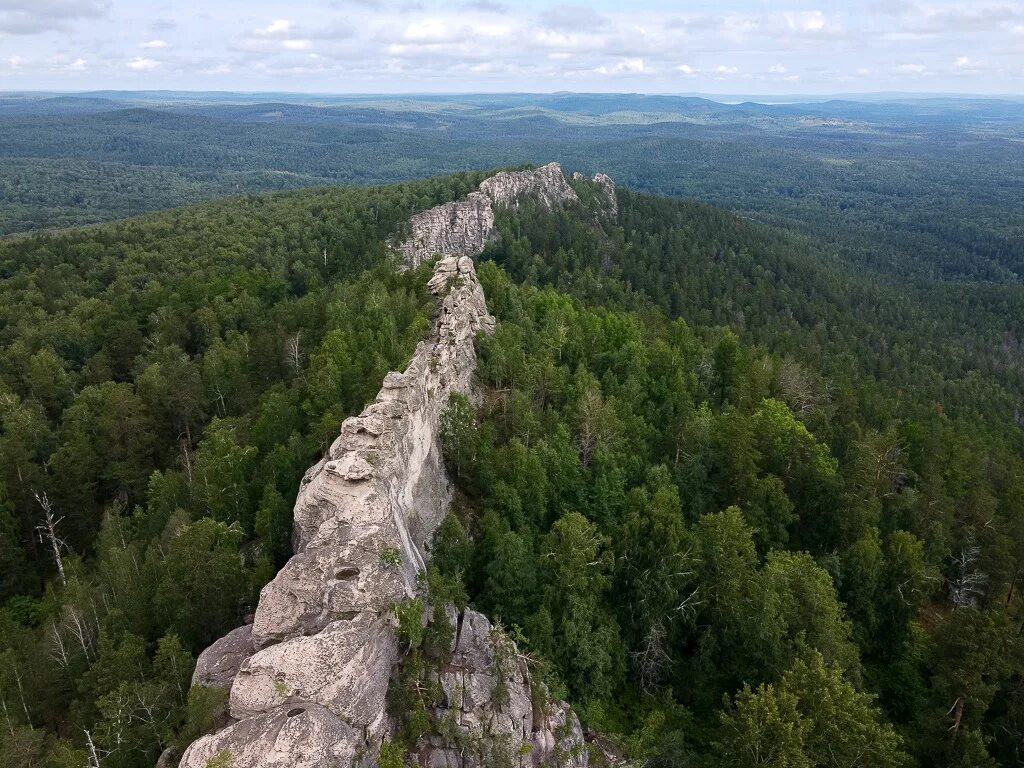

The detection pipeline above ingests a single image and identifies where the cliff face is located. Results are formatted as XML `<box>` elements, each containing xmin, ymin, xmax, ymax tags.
<box><xmin>178</xmin><ymin>164</ymin><xmax>605</xmax><ymax>768</ymax></box>
<box><xmin>398</xmin><ymin>162</ymin><xmax>585</xmax><ymax>268</ymax></box>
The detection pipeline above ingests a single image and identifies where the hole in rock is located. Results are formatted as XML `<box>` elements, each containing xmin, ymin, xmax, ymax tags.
<box><xmin>335</xmin><ymin>567</ymin><xmax>360</xmax><ymax>580</ymax></box>
<box><xmin>286</xmin><ymin>708</ymin><xmax>305</xmax><ymax>718</ymax></box>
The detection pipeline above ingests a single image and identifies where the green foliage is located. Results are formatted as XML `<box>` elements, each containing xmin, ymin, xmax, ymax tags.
<box><xmin>378</xmin><ymin>740</ymin><xmax>408</xmax><ymax>768</ymax></box>
<box><xmin>379</xmin><ymin>547</ymin><xmax>404</xmax><ymax>568</ymax></box>
<box><xmin>2</xmin><ymin>160</ymin><xmax>1023</xmax><ymax>768</ymax></box>
<box><xmin>0</xmin><ymin>176</ymin><xmax>452</xmax><ymax>763</ymax></box>
<box><xmin>440</xmin><ymin>222</ymin><xmax>1024</xmax><ymax>767</ymax></box>
<box><xmin>178</xmin><ymin>686</ymin><xmax>230</xmax><ymax>746</ymax></box>
<box><xmin>393</xmin><ymin>598</ymin><xmax>426</xmax><ymax>650</ymax></box>
<box><xmin>715</xmin><ymin>652</ymin><xmax>911</xmax><ymax>768</ymax></box>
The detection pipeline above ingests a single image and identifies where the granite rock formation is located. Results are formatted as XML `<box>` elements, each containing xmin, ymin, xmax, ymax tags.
<box><xmin>399</xmin><ymin>162</ymin><xmax>582</xmax><ymax>268</ymax></box>
<box><xmin>178</xmin><ymin>164</ymin><xmax>605</xmax><ymax>768</ymax></box>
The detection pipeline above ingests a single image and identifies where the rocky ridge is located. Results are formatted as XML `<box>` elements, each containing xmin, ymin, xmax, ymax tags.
<box><xmin>399</xmin><ymin>162</ymin><xmax>612</xmax><ymax>268</ymax></box>
<box><xmin>177</xmin><ymin>164</ymin><xmax>602</xmax><ymax>768</ymax></box>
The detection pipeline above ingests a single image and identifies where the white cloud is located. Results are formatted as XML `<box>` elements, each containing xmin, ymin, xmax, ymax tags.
<box><xmin>3</xmin><ymin>0</ymin><xmax>1023</xmax><ymax>93</ymax></box>
<box><xmin>596</xmin><ymin>57</ymin><xmax>645</xmax><ymax>75</ymax></box>
<box><xmin>263</xmin><ymin>19</ymin><xmax>291</xmax><ymax>35</ymax></box>
<box><xmin>784</xmin><ymin>11</ymin><xmax>827</xmax><ymax>33</ymax></box>
<box><xmin>127</xmin><ymin>56</ymin><xmax>160</xmax><ymax>71</ymax></box>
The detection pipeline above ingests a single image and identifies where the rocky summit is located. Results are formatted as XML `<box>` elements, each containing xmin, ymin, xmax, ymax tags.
<box><xmin>398</xmin><ymin>162</ymin><xmax>610</xmax><ymax>268</ymax></box>
<box><xmin>176</xmin><ymin>164</ymin><xmax>599</xmax><ymax>768</ymax></box>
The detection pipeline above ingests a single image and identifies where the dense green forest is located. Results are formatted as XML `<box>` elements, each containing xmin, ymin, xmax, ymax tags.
<box><xmin>0</xmin><ymin>173</ymin><xmax>487</xmax><ymax>766</ymax></box>
<box><xmin>428</xmin><ymin>191</ymin><xmax>1024</xmax><ymax>765</ymax></box>
<box><xmin>2</xmin><ymin>93</ymin><xmax>1023</xmax><ymax>285</ymax></box>
<box><xmin>0</xmin><ymin>170</ymin><xmax>1021</xmax><ymax>767</ymax></box>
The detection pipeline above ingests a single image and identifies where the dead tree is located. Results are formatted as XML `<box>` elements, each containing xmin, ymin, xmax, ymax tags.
<box><xmin>33</xmin><ymin>491</ymin><xmax>66</xmax><ymax>586</ymax></box>
<box><xmin>631</xmin><ymin>622</ymin><xmax>672</xmax><ymax>695</ymax></box>
<box><xmin>84</xmin><ymin>729</ymin><xmax>110</xmax><ymax>768</ymax></box>
<box><xmin>949</xmin><ymin>536</ymin><xmax>988</xmax><ymax>608</ymax></box>
<box><xmin>285</xmin><ymin>330</ymin><xmax>305</xmax><ymax>379</ymax></box>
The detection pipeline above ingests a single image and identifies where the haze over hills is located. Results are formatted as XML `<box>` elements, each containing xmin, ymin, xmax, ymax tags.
<box><xmin>2</xmin><ymin>91</ymin><xmax>1023</xmax><ymax>284</ymax></box>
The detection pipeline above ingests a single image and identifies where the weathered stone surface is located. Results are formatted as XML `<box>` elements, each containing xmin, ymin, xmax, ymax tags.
<box><xmin>398</xmin><ymin>162</ymin><xmax>581</xmax><ymax>268</ymax></box>
<box><xmin>398</xmin><ymin>192</ymin><xmax>494</xmax><ymax>268</ymax></box>
<box><xmin>422</xmin><ymin>608</ymin><xmax>587</xmax><ymax>768</ymax></box>
<box><xmin>479</xmin><ymin>162</ymin><xmax>579</xmax><ymax>209</ymax></box>
<box><xmin>179</xmin><ymin>251</ymin><xmax>495</xmax><ymax>765</ymax></box>
<box><xmin>592</xmin><ymin>173</ymin><xmax>618</xmax><ymax>217</ymax></box>
<box><xmin>192</xmin><ymin>624</ymin><xmax>255</xmax><ymax>688</ymax></box>
<box><xmin>179</xmin><ymin>704</ymin><xmax>359</xmax><ymax>768</ymax></box>
<box><xmin>178</xmin><ymin>166</ymin><xmax>603</xmax><ymax>768</ymax></box>
<box><xmin>231</xmin><ymin>614</ymin><xmax>397</xmax><ymax>729</ymax></box>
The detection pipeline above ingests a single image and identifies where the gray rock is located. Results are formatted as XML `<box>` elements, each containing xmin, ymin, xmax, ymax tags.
<box><xmin>426</xmin><ymin>608</ymin><xmax>587</xmax><ymax>768</ymax></box>
<box><xmin>192</xmin><ymin>624</ymin><xmax>255</xmax><ymax>688</ymax></box>
<box><xmin>479</xmin><ymin>162</ymin><xmax>579</xmax><ymax>209</ymax></box>
<box><xmin>178</xmin><ymin>704</ymin><xmax>360</xmax><ymax>768</ymax></box>
<box><xmin>592</xmin><ymin>173</ymin><xmax>618</xmax><ymax>216</ymax></box>
<box><xmin>398</xmin><ymin>163</ymin><xmax>585</xmax><ymax>268</ymax></box>
<box><xmin>231</xmin><ymin>614</ymin><xmax>397</xmax><ymax>730</ymax></box>
<box><xmin>399</xmin><ymin>192</ymin><xmax>495</xmax><ymax>268</ymax></box>
<box><xmin>179</xmin><ymin>167</ymin><xmax>598</xmax><ymax>768</ymax></box>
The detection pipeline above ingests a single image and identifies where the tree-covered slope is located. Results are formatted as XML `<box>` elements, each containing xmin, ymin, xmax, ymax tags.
<box><xmin>0</xmin><ymin>173</ymin><xmax>1020</xmax><ymax>768</ymax></box>
<box><xmin>0</xmin><ymin>174</ymin><xmax>487</xmax><ymax>766</ymax></box>
<box><xmin>3</xmin><ymin>93</ymin><xmax>1024</xmax><ymax>288</ymax></box>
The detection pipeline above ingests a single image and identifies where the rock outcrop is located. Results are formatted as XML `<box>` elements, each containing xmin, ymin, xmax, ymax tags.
<box><xmin>399</xmin><ymin>162</ymin><xmax>583</xmax><ymax>268</ymax></box>
<box><xmin>179</xmin><ymin>164</ymin><xmax>602</xmax><ymax>768</ymax></box>
<box><xmin>420</xmin><ymin>610</ymin><xmax>586</xmax><ymax>768</ymax></box>
<box><xmin>591</xmin><ymin>173</ymin><xmax>618</xmax><ymax>217</ymax></box>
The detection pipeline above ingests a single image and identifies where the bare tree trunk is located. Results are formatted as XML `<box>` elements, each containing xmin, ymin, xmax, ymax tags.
<box><xmin>84</xmin><ymin>729</ymin><xmax>103</xmax><ymax>768</ymax></box>
<box><xmin>48</xmin><ymin>619</ymin><xmax>69</xmax><ymax>667</ymax></box>
<box><xmin>67</xmin><ymin>606</ymin><xmax>95</xmax><ymax>660</ymax></box>
<box><xmin>286</xmin><ymin>331</ymin><xmax>305</xmax><ymax>379</ymax></box>
<box><xmin>1</xmin><ymin>695</ymin><xmax>15</xmax><ymax>737</ymax></box>
<box><xmin>33</xmin><ymin>491</ymin><xmax>66</xmax><ymax>586</ymax></box>
<box><xmin>11</xmin><ymin>663</ymin><xmax>31</xmax><ymax>727</ymax></box>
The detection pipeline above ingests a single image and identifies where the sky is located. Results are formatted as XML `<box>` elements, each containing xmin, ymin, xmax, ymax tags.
<box><xmin>0</xmin><ymin>0</ymin><xmax>1022</xmax><ymax>95</ymax></box>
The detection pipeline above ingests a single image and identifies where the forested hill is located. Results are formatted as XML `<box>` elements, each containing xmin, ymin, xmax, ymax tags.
<box><xmin>3</xmin><ymin>93</ymin><xmax>1024</xmax><ymax>287</ymax></box>
<box><xmin>0</xmin><ymin>174</ymin><xmax>1022</xmax><ymax>767</ymax></box>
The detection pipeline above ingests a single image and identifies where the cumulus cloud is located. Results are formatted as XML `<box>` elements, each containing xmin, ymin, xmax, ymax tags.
<box><xmin>3</xmin><ymin>0</ymin><xmax>1022</xmax><ymax>93</ymax></box>
<box><xmin>127</xmin><ymin>56</ymin><xmax>160</xmax><ymax>71</ymax></box>
<box><xmin>595</xmin><ymin>57</ymin><xmax>645</xmax><ymax>75</ymax></box>
<box><xmin>262</xmin><ymin>19</ymin><xmax>292</xmax><ymax>35</ymax></box>
<box><xmin>783</xmin><ymin>11</ymin><xmax>827</xmax><ymax>33</ymax></box>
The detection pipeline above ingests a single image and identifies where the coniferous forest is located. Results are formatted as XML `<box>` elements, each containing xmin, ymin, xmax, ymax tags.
<box><xmin>0</xmin><ymin>154</ymin><xmax>1021</xmax><ymax>765</ymax></box>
